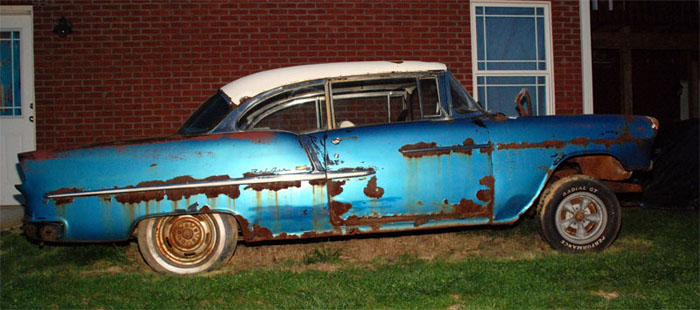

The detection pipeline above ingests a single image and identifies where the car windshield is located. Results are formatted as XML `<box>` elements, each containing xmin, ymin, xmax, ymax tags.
<box><xmin>448</xmin><ymin>72</ymin><xmax>483</xmax><ymax>114</ymax></box>
<box><xmin>177</xmin><ymin>91</ymin><xmax>234</xmax><ymax>135</ymax></box>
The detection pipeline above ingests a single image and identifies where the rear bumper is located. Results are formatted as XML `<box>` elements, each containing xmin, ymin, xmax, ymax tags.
<box><xmin>23</xmin><ymin>221</ymin><xmax>64</xmax><ymax>242</ymax></box>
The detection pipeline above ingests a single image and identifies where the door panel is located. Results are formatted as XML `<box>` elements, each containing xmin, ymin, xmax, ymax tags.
<box><xmin>323</xmin><ymin>119</ymin><xmax>493</xmax><ymax>232</ymax></box>
<box><xmin>1</xmin><ymin>8</ymin><xmax>35</xmax><ymax>206</ymax></box>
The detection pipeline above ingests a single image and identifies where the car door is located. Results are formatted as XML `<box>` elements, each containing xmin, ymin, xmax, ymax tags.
<box><xmin>321</xmin><ymin>76</ymin><xmax>494</xmax><ymax>233</ymax></box>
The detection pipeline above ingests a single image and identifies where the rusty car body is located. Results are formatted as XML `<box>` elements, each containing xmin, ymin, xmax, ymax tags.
<box><xmin>17</xmin><ymin>61</ymin><xmax>658</xmax><ymax>274</ymax></box>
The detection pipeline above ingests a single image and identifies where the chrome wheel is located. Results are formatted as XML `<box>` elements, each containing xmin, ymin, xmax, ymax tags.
<box><xmin>154</xmin><ymin>215</ymin><xmax>217</xmax><ymax>267</ymax></box>
<box><xmin>554</xmin><ymin>191</ymin><xmax>608</xmax><ymax>245</ymax></box>
<box><xmin>137</xmin><ymin>213</ymin><xmax>238</xmax><ymax>274</ymax></box>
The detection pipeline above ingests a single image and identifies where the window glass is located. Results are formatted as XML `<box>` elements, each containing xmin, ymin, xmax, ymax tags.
<box><xmin>178</xmin><ymin>92</ymin><xmax>233</xmax><ymax>135</ymax></box>
<box><xmin>1</xmin><ymin>31</ymin><xmax>21</xmax><ymax>117</ymax></box>
<box><xmin>419</xmin><ymin>77</ymin><xmax>441</xmax><ymax>117</ymax></box>
<box><xmin>238</xmin><ymin>83</ymin><xmax>326</xmax><ymax>133</ymax></box>
<box><xmin>331</xmin><ymin>77</ymin><xmax>441</xmax><ymax>128</ymax></box>
<box><xmin>449</xmin><ymin>73</ymin><xmax>483</xmax><ymax>114</ymax></box>
<box><xmin>254</xmin><ymin>98</ymin><xmax>322</xmax><ymax>133</ymax></box>
<box><xmin>472</xmin><ymin>2</ymin><xmax>552</xmax><ymax>116</ymax></box>
<box><xmin>477</xmin><ymin>75</ymin><xmax>546</xmax><ymax>116</ymax></box>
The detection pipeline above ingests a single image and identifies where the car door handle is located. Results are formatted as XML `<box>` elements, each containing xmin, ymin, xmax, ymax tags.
<box><xmin>331</xmin><ymin>136</ymin><xmax>358</xmax><ymax>145</ymax></box>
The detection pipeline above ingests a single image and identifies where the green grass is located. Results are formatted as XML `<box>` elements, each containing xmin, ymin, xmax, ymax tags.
<box><xmin>1</xmin><ymin>207</ymin><xmax>698</xmax><ymax>309</ymax></box>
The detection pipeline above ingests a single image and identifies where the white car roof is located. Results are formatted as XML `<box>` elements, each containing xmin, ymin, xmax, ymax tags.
<box><xmin>220</xmin><ymin>61</ymin><xmax>447</xmax><ymax>106</ymax></box>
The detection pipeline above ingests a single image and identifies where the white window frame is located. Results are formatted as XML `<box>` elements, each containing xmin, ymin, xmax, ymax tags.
<box><xmin>469</xmin><ymin>1</ymin><xmax>556</xmax><ymax>115</ymax></box>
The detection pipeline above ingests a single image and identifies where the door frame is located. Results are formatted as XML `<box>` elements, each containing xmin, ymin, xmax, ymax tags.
<box><xmin>1</xmin><ymin>5</ymin><xmax>35</xmax><ymax>206</ymax></box>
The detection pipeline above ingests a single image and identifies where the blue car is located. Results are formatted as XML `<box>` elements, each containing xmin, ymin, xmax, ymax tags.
<box><xmin>18</xmin><ymin>61</ymin><xmax>658</xmax><ymax>274</ymax></box>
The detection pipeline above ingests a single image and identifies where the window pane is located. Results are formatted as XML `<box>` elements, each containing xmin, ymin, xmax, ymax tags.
<box><xmin>419</xmin><ymin>77</ymin><xmax>441</xmax><ymax>117</ymax></box>
<box><xmin>240</xmin><ymin>83</ymin><xmax>325</xmax><ymax>133</ymax></box>
<box><xmin>476</xmin><ymin>16</ymin><xmax>485</xmax><ymax>61</ymax></box>
<box><xmin>485</xmin><ymin>7</ymin><xmax>534</xmax><ymax>16</ymax></box>
<box><xmin>1</xmin><ymin>31</ymin><xmax>21</xmax><ymax>117</ymax></box>
<box><xmin>485</xmin><ymin>17</ymin><xmax>537</xmax><ymax>61</ymax></box>
<box><xmin>332</xmin><ymin>77</ymin><xmax>423</xmax><ymax>127</ymax></box>
<box><xmin>475</xmin><ymin>6</ymin><xmax>547</xmax><ymax>72</ymax></box>
<box><xmin>537</xmin><ymin>17</ymin><xmax>545</xmax><ymax>62</ymax></box>
<box><xmin>255</xmin><ymin>99</ymin><xmax>321</xmax><ymax>133</ymax></box>
<box><xmin>477</xmin><ymin>75</ymin><xmax>546</xmax><ymax>116</ymax></box>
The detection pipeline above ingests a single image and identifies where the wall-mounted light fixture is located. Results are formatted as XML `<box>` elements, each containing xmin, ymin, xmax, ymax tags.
<box><xmin>53</xmin><ymin>17</ymin><xmax>72</xmax><ymax>37</ymax></box>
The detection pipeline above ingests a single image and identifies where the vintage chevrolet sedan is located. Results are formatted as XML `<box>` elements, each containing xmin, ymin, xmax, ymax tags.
<box><xmin>18</xmin><ymin>61</ymin><xmax>658</xmax><ymax>274</ymax></box>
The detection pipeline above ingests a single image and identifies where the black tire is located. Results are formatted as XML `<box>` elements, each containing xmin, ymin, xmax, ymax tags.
<box><xmin>137</xmin><ymin>213</ymin><xmax>238</xmax><ymax>274</ymax></box>
<box><xmin>536</xmin><ymin>175</ymin><xmax>621</xmax><ymax>252</ymax></box>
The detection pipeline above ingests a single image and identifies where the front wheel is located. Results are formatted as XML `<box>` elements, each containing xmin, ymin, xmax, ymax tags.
<box><xmin>537</xmin><ymin>175</ymin><xmax>621</xmax><ymax>252</ymax></box>
<box><xmin>137</xmin><ymin>213</ymin><xmax>238</xmax><ymax>274</ymax></box>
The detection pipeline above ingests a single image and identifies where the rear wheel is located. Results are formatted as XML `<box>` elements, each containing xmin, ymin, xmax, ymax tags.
<box><xmin>137</xmin><ymin>213</ymin><xmax>238</xmax><ymax>274</ymax></box>
<box><xmin>537</xmin><ymin>175</ymin><xmax>621</xmax><ymax>252</ymax></box>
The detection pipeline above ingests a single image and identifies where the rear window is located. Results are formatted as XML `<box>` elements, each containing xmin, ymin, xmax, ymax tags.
<box><xmin>178</xmin><ymin>92</ymin><xmax>233</xmax><ymax>135</ymax></box>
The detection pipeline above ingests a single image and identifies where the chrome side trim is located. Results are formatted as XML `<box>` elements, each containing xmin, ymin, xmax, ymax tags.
<box><xmin>399</xmin><ymin>144</ymin><xmax>492</xmax><ymax>154</ymax></box>
<box><xmin>45</xmin><ymin>169</ymin><xmax>375</xmax><ymax>199</ymax></box>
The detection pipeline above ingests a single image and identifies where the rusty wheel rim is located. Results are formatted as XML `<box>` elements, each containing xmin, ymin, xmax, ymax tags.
<box><xmin>154</xmin><ymin>215</ymin><xmax>218</xmax><ymax>267</ymax></box>
<box><xmin>554</xmin><ymin>192</ymin><xmax>608</xmax><ymax>245</ymax></box>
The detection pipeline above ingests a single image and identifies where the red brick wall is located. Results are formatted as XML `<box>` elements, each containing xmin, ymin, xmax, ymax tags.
<box><xmin>1</xmin><ymin>0</ymin><xmax>583</xmax><ymax>150</ymax></box>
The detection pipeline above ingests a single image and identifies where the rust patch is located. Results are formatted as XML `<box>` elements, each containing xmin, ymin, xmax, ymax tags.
<box><xmin>453</xmin><ymin>198</ymin><xmax>489</xmax><ymax>217</ymax></box>
<box><xmin>150</xmin><ymin>163</ymin><xmax>157</xmax><ymax>167</ymax></box>
<box><xmin>309</xmin><ymin>179</ymin><xmax>327</xmax><ymax>186</ymax></box>
<box><xmin>330</xmin><ymin>200</ymin><xmax>352</xmax><ymax>218</ymax></box>
<box><xmin>46</xmin><ymin>187</ymin><xmax>82</xmax><ymax>205</ymax></box>
<box><xmin>593</xmin><ymin>132</ymin><xmax>645</xmax><ymax>149</ymax></box>
<box><xmin>490</xmin><ymin>113</ymin><xmax>509</xmax><ymax>122</ymax></box>
<box><xmin>398</xmin><ymin>142</ymin><xmax>448</xmax><ymax>158</ymax></box>
<box><xmin>476</xmin><ymin>188</ymin><xmax>493</xmax><ymax>202</ymax></box>
<box><xmin>328</xmin><ymin>180</ymin><xmax>345</xmax><ymax>197</ymax></box>
<box><xmin>238</xmin><ymin>96</ymin><xmax>252</xmax><ymax>105</ymax></box>
<box><xmin>480</xmin><ymin>144</ymin><xmax>494</xmax><ymax>156</ymax></box>
<box><xmin>497</xmin><ymin>140</ymin><xmax>567</xmax><ymax>150</ymax></box>
<box><xmin>571</xmin><ymin>156</ymin><xmax>632</xmax><ymax>181</ymax></box>
<box><xmin>115</xmin><ymin>190</ymin><xmax>166</xmax><ymax>205</ymax></box>
<box><xmin>454</xmin><ymin>138</ymin><xmax>475</xmax><ymax>156</ymax></box>
<box><xmin>236</xmin><ymin>216</ymin><xmax>275</xmax><ymax>241</ymax></box>
<box><xmin>114</xmin><ymin>175</ymin><xmax>240</xmax><ymax>204</ymax></box>
<box><xmin>569</xmin><ymin>137</ymin><xmax>590</xmax><ymax>146</ymax></box>
<box><xmin>243</xmin><ymin>172</ymin><xmax>302</xmax><ymax>192</ymax></box>
<box><xmin>244</xmin><ymin>181</ymin><xmax>301</xmax><ymax>192</ymax></box>
<box><xmin>251</xmin><ymin>224</ymin><xmax>274</xmax><ymax>240</ymax></box>
<box><xmin>363</xmin><ymin>177</ymin><xmax>384</xmax><ymax>199</ymax></box>
<box><xmin>603</xmin><ymin>181</ymin><xmax>642</xmax><ymax>193</ymax></box>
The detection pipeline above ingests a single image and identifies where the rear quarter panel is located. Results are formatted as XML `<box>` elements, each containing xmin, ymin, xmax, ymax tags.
<box><xmin>19</xmin><ymin>131</ymin><xmax>324</xmax><ymax>241</ymax></box>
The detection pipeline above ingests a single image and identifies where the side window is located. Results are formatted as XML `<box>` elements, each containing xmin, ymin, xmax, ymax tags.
<box><xmin>254</xmin><ymin>100</ymin><xmax>321</xmax><ymax>133</ymax></box>
<box><xmin>331</xmin><ymin>76</ymin><xmax>441</xmax><ymax>128</ymax></box>
<box><xmin>238</xmin><ymin>83</ymin><xmax>326</xmax><ymax>133</ymax></box>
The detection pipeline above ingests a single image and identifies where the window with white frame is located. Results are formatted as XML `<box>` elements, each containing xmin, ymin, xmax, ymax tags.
<box><xmin>470</xmin><ymin>1</ymin><xmax>554</xmax><ymax>116</ymax></box>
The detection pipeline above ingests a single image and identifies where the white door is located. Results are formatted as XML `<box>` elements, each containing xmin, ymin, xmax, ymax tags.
<box><xmin>0</xmin><ymin>6</ymin><xmax>35</xmax><ymax>206</ymax></box>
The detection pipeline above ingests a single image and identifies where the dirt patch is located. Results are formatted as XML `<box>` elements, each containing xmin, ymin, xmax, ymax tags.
<box><xmin>226</xmin><ymin>224</ymin><xmax>550</xmax><ymax>272</ymax></box>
